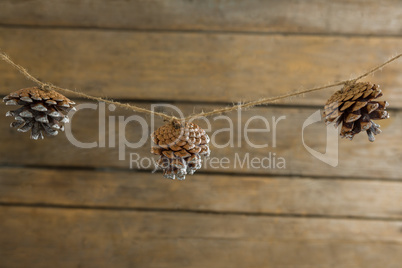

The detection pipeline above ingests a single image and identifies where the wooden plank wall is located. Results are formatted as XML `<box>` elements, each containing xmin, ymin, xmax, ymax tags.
<box><xmin>0</xmin><ymin>1</ymin><xmax>402</xmax><ymax>267</ymax></box>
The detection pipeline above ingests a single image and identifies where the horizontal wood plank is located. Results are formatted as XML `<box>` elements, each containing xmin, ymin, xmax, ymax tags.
<box><xmin>1</xmin><ymin>167</ymin><xmax>402</xmax><ymax>220</ymax></box>
<box><xmin>0</xmin><ymin>0</ymin><xmax>401</xmax><ymax>36</ymax></box>
<box><xmin>0</xmin><ymin>28</ymin><xmax>402</xmax><ymax>107</ymax></box>
<box><xmin>1</xmin><ymin>206</ymin><xmax>402</xmax><ymax>268</ymax></box>
<box><xmin>0</xmin><ymin>103</ymin><xmax>400</xmax><ymax>179</ymax></box>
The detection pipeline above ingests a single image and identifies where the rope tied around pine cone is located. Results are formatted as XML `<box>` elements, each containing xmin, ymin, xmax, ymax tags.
<box><xmin>343</xmin><ymin>79</ymin><xmax>357</xmax><ymax>87</ymax></box>
<box><xmin>40</xmin><ymin>83</ymin><xmax>55</xmax><ymax>92</ymax></box>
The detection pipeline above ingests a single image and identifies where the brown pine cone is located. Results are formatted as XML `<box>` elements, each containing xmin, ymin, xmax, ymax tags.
<box><xmin>3</xmin><ymin>87</ymin><xmax>76</xmax><ymax>140</ymax></box>
<box><xmin>323</xmin><ymin>82</ymin><xmax>389</xmax><ymax>142</ymax></box>
<box><xmin>151</xmin><ymin>119</ymin><xmax>210</xmax><ymax>180</ymax></box>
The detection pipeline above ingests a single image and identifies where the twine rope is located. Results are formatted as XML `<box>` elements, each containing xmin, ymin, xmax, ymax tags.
<box><xmin>0</xmin><ymin>52</ymin><xmax>174</xmax><ymax>121</ymax></box>
<box><xmin>1</xmin><ymin>51</ymin><xmax>401</xmax><ymax>122</ymax></box>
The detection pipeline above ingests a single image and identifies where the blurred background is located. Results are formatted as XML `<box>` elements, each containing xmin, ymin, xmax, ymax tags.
<box><xmin>0</xmin><ymin>1</ymin><xmax>402</xmax><ymax>267</ymax></box>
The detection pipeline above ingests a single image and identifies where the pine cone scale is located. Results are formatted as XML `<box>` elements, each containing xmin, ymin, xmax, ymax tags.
<box><xmin>351</xmin><ymin>101</ymin><xmax>367</xmax><ymax>111</ymax></box>
<box><xmin>5</xmin><ymin>99</ymin><xmax>18</xmax><ymax>106</ymax></box>
<box><xmin>340</xmin><ymin>101</ymin><xmax>355</xmax><ymax>111</ymax></box>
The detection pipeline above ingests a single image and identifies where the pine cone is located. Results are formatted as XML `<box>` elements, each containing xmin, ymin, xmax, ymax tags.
<box><xmin>323</xmin><ymin>82</ymin><xmax>389</xmax><ymax>142</ymax></box>
<box><xmin>151</xmin><ymin>119</ymin><xmax>210</xmax><ymax>180</ymax></box>
<box><xmin>3</xmin><ymin>87</ymin><xmax>76</xmax><ymax>140</ymax></box>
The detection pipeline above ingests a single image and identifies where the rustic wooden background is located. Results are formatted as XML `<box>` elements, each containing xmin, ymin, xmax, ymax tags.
<box><xmin>1</xmin><ymin>1</ymin><xmax>402</xmax><ymax>267</ymax></box>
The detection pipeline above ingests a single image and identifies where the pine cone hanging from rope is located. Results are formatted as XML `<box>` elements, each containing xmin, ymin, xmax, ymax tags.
<box><xmin>323</xmin><ymin>82</ymin><xmax>389</xmax><ymax>142</ymax></box>
<box><xmin>151</xmin><ymin>119</ymin><xmax>210</xmax><ymax>180</ymax></box>
<box><xmin>3</xmin><ymin>87</ymin><xmax>76</xmax><ymax>140</ymax></box>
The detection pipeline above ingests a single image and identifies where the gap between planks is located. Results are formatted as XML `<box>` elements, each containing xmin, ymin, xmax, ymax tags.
<box><xmin>1</xmin><ymin>164</ymin><xmax>401</xmax><ymax>183</ymax></box>
<box><xmin>1</xmin><ymin>24</ymin><xmax>402</xmax><ymax>39</ymax></box>
<box><xmin>0</xmin><ymin>201</ymin><xmax>401</xmax><ymax>223</ymax></box>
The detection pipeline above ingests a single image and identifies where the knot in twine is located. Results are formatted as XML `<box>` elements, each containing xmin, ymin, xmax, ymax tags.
<box><xmin>40</xmin><ymin>83</ymin><xmax>55</xmax><ymax>92</ymax></box>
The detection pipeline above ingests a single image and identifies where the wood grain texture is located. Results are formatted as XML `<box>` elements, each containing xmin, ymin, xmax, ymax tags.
<box><xmin>0</xmin><ymin>0</ymin><xmax>401</xmax><ymax>36</ymax></box>
<box><xmin>0</xmin><ymin>103</ymin><xmax>400</xmax><ymax>179</ymax></box>
<box><xmin>1</xmin><ymin>167</ymin><xmax>402</xmax><ymax>220</ymax></box>
<box><xmin>1</xmin><ymin>206</ymin><xmax>402</xmax><ymax>268</ymax></box>
<box><xmin>1</xmin><ymin>28</ymin><xmax>402</xmax><ymax>107</ymax></box>
<box><xmin>0</xmin><ymin>2</ymin><xmax>401</xmax><ymax>267</ymax></box>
